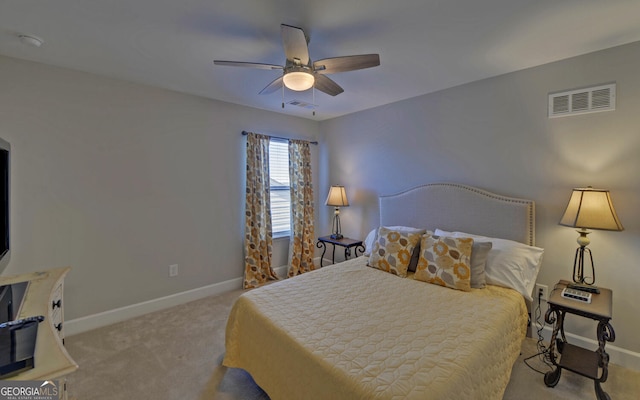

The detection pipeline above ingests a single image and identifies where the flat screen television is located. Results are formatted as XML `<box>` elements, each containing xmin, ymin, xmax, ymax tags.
<box><xmin>0</xmin><ymin>138</ymin><xmax>9</xmax><ymax>275</ymax></box>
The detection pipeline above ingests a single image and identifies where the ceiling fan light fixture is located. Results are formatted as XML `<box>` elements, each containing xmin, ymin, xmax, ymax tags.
<box><xmin>283</xmin><ymin>71</ymin><xmax>314</xmax><ymax>91</ymax></box>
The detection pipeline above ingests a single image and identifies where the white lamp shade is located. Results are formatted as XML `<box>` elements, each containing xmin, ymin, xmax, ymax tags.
<box><xmin>283</xmin><ymin>71</ymin><xmax>315</xmax><ymax>91</ymax></box>
<box><xmin>325</xmin><ymin>186</ymin><xmax>349</xmax><ymax>207</ymax></box>
<box><xmin>559</xmin><ymin>187</ymin><xmax>623</xmax><ymax>231</ymax></box>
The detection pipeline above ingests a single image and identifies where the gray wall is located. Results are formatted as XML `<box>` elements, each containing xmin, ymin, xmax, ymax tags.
<box><xmin>0</xmin><ymin>55</ymin><xmax>319</xmax><ymax>320</ymax></box>
<box><xmin>319</xmin><ymin>41</ymin><xmax>640</xmax><ymax>357</ymax></box>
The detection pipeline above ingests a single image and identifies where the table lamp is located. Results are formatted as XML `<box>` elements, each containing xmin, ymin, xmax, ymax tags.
<box><xmin>325</xmin><ymin>185</ymin><xmax>349</xmax><ymax>239</ymax></box>
<box><xmin>559</xmin><ymin>186</ymin><xmax>623</xmax><ymax>287</ymax></box>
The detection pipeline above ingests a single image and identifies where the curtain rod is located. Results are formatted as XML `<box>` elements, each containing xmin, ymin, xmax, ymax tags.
<box><xmin>242</xmin><ymin>131</ymin><xmax>318</xmax><ymax>145</ymax></box>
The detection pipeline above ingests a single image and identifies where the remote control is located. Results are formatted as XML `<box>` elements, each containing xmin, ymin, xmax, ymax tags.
<box><xmin>0</xmin><ymin>315</ymin><xmax>45</xmax><ymax>329</ymax></box>
<box><xmin>561</xmin><ymin>288</ymin><xmax>592</xmax><ymax>303</ymax></box>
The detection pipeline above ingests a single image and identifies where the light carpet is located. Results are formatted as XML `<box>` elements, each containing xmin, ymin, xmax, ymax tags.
<box><xmin>65</xmin><ymin>288</ymin><xmax>640</xmax><ymax>399</ymax></box>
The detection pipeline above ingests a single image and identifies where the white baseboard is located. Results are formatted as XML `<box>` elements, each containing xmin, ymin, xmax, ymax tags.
<box><xmin>536</xmin><ymin>325</ymin><xmax>640</xmax><ymax>372</ymax></box>
<box><xmin>65</xmin><ymin>277</ymin><xmax>243</xmax><ymax>336</ymax></box>
<box><xmin>65</xmin><ymin>265</ymin><xmax>291</xmax><ymax>336</ymax></box>
<box><xmin>273</xmin><ymin>265</ymin><xmax>289</xmax><ymax>279</ymax></box>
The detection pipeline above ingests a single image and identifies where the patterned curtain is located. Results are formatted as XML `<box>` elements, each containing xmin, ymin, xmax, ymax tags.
<box><xmin>243</xmin><ymin>132</ymin><xmax>278</xmax><ymax>288</ymax></box>
<box><xmin>287</xmin><ymin>139</ymin><xmax>316</xmax><ymax>277</ymax></box>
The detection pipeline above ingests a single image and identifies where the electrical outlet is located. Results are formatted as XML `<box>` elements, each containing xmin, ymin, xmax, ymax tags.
<box><xmin>535</xmin><ymin>283</ymin><xmax>548</xmax><ymax>303</ymax></box>
<box><xmin>169</xmin><ymin>264</ymin><xmax>179</xmax><ymax>277</ymax></box>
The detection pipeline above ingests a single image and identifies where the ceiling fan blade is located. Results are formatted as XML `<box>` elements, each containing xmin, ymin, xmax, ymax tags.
<box><xmin>313</xmin><ymin>54</ymin><xmax>380</xmax><ymax>74</ymax></box>
<box><xmin>259</xmin><ymin>76</ymin><xmax>284</xmax><ymax>95</ymax></box>
<box><xmin>281</xmin><ymin>24</ymin><xmax>310</xmax><ymax>65</ymax></box>
<box><xmin>213</xmin><ymin>60</ymin><xmax>283</xmax><ymax>70</ymax></box>
<box><xmin>314</xmin><ymin>75</ymin><xmax>344</xmax><ymax>96</ymax></box>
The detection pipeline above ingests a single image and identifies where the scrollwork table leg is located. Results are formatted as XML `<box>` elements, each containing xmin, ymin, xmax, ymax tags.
<box><xmin>595</xmin><ymin>320</ymin><xmax>615</xmax><ymax>400</ymax></box>
<box><xmin>544</xmin><ymin>306</ymin><xmax>564</xmax><ymax>387</ymax></box>
<box><xmin>316</xmin><ymin>241</ymin><xmax>328</xmax><ymax>267</ymax></box>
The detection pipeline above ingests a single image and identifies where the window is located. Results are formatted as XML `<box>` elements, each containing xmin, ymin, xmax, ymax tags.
<box><xmin>269</xmin><ymin>140</ymin><xmax>290</xmax><ymax>237</ymax></box>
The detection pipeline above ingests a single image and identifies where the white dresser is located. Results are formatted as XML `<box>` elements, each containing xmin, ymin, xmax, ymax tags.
<box><xmin>0</xmin><ymin>267</ymin><xmax>78</xmax><ymax>398</ymax></box>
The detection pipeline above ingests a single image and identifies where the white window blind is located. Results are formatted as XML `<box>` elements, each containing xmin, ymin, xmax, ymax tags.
<box><xmin>269</xmin><ymin>140</ymin><xmax>290</xmax><ymax>237</ymax></box>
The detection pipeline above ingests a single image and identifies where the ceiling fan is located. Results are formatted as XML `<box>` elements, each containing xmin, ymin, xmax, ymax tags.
<box><xmin>214</xmin><ymin>24</ymin><xmax>380</xmax><ymax>97</ymax></box>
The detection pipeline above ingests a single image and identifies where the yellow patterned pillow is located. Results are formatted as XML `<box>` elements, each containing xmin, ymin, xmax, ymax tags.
<box><xmin>368</xmin><ymin>227</ymin><xmax>422</xmax><ymax>277</ymax></box>
<box><xmin>415</xmin><ymin>233</ymin><xmax>473</xmax><ymax>291</ymax></box>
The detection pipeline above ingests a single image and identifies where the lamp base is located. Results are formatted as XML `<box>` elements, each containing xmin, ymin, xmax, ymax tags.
<box><xmin>573</xmin><ymin>245</ymin><xmax>595</xmax><ymax>285</ymax></box>
<box><xmin>331</xmin><ymin>211</ymin><xmax>343</xmax><ymax>240</ymax></box>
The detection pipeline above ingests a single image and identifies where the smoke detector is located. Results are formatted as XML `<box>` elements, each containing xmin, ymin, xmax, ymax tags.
<box><xmin>18</xmin><ymin>34</ymin><xmax>44</xmax><ymax>48</ymax></box>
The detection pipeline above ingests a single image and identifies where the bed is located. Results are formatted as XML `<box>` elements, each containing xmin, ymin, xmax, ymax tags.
<box><xmin>223</xmin><ymin>183</ymin><xmax>543</xmax><ymax>399</ymax></box>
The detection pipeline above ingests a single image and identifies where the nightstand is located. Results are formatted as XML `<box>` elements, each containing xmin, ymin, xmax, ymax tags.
<box><xmin>316</xmin><ymin>236</ymin><xmax>365</xmax><ymax>267</ymax></box>
<box><xmin>544</xmin><ymin>280</ymin><xmax>615</xmax><ymax>400</ymax></box>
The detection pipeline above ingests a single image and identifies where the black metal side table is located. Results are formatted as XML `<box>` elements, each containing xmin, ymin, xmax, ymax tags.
<box><xmin>544</xmin><ymin>280</ymin><xmax>615</xmax><ymax>400</ymax></box>
<box><xmin>316</xmin><ymin>236</ymin><xmax>364</xmax><ymax>267</ymax></box>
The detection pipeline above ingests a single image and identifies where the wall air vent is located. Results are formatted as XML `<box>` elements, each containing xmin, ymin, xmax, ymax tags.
<box><xmin>287</xmin><ymin>100</ymin><xmax>317</xmax><ymax>110</ymax></box>
<box><xmin>548</xmin><ymin>83</ymin><xmax>615</xmax><ymax>118</ymax></box>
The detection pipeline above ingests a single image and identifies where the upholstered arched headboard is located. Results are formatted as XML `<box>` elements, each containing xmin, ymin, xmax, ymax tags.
<box><xmin>380</xmin><ymin>183</ymin><xmax>535</xmax><ymax>246</ymax></box>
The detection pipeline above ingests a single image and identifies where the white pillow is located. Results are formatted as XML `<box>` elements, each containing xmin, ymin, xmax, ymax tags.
<box><xmin>363</xmin><ymin>229</ymin><xmax>377</xmax><ymax>256</ymax></box>
<box><xmin>363</xmin><ymin>226</ymin><xmax>426</xmax><ymax>256</ymax></box>
<box><xmin>435</xmin><ymin>229</ymin><xmax>544</xmax><ymax>301</ymax></box>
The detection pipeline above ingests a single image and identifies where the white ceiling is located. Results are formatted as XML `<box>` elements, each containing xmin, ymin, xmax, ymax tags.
<box><xmin>2</xmin><ymin>0</ymin><xmax>640</xmax><ymax>121</ymax></box>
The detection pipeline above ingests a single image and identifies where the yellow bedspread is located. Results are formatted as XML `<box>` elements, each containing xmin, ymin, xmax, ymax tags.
<box><xmin>223</xmin><ymin>256</ymin><xmax>528</xmax><ymax>400</ymax></box>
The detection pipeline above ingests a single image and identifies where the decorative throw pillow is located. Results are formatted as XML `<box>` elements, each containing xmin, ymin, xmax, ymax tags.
<box><xmin>415</xmin><ymin>233</ymin><xmax>473</xmax><ymax>291</ymax></box>
<box><xmin>368</xmin><ymin>227</ymin><xmax>422</xmax><ymax>277</ymax></box>
<box><xmin>435</xmin><ymin>229</ymin><xmax>544</xmax><ymax>301</ymax></box>
<box><xmin>363</xmin><ymin>226</ymin><xmax>426</xmax><ymax>256</ymax></box>
<box><xmin>469</xmin><ymin>241</ymin><xmax>492</xmax><ymax>289</ymax></box>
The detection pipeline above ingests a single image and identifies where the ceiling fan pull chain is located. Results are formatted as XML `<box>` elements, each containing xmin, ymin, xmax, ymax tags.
<box><xmin>282</xmin><ymin>84</ymin><xmax>285</xmax><ymax>109</ymax></box>
<box><xmin>312</xmin><ymin>86</ymin><xmax>316</xmax><ymax>116</ymax></box>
